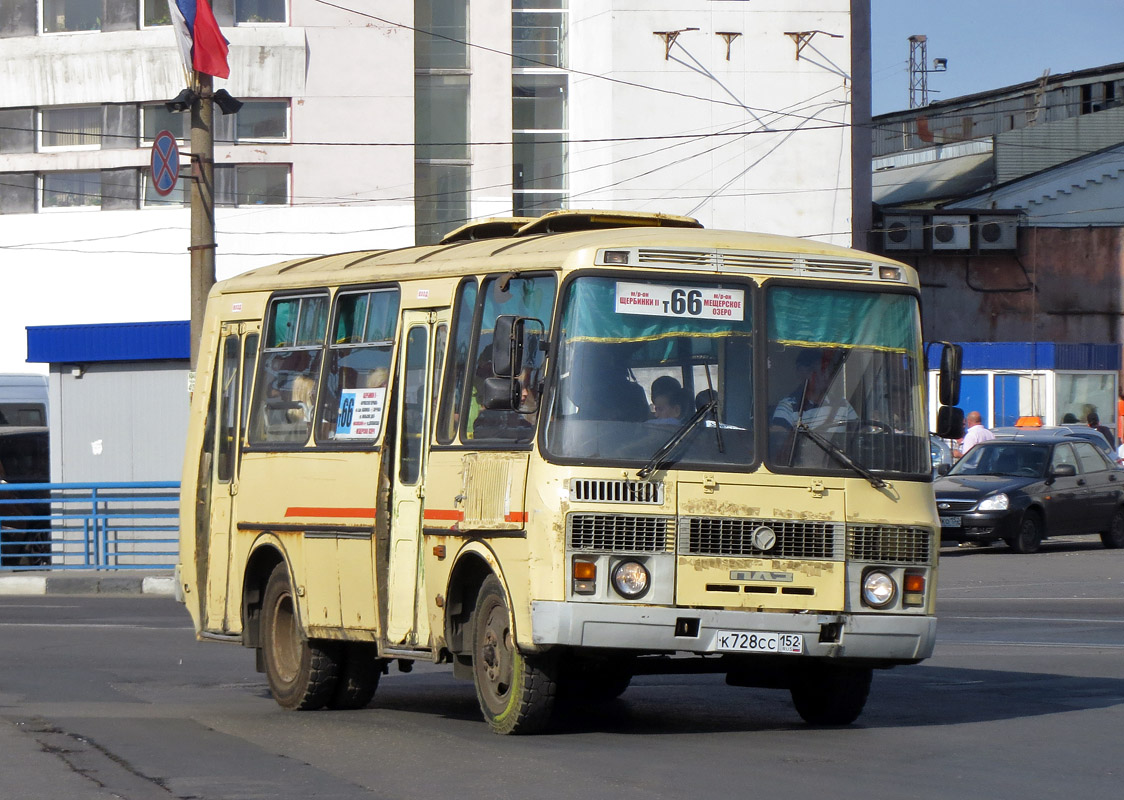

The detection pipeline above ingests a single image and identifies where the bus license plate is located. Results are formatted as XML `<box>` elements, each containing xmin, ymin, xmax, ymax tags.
<box><xmin>940</xmin><ymin>516</ymin><xmax>961</xmax><ymax>528</ymax></box>
<box><xmin>715</xmin><ymin>631</ymin><xmax>803</xmax><ymax>654</ymax></box>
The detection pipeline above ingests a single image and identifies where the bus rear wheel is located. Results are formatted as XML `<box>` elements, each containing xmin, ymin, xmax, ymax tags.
<box><xmin>789</xmin><ymin>663</ymin><xmax>872</xmax><ymax>726</ymax></box>
<box><xmin>328</xmin><ymin>644</ymin><xmax>383</xmax><ymax>710</ymax></box>
<box><xmin>470</xmin><ymin>575</ymin><xmax>557</xmax><ymax>734</ymax></box>
<box><xmin>261</xmin><ymin>563</ymin><xmax>340</xmax><ymax>710</ymax></box>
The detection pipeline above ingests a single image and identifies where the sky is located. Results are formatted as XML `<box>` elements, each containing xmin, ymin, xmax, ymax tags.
<box><xmin>871</xmin><ymin>0</ymin><xmax>1124</xmax><ymax>115</ymax></box>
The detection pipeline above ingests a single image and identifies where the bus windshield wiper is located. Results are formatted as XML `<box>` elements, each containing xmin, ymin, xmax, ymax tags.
<box><xmin>794</xmin><ymin>423</ymin><xmax>887</xmax><ymax>489</ymax></box>
<box><xmin>638</xmin><ymin>400</ymin><xmax>717</xmax><ymax>480</ymax></box>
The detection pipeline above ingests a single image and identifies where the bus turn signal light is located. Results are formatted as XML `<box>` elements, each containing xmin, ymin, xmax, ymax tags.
<box><xmin>573</xmin><ymin>561</ymin><xmax>596</xmax><ymax>580</ymax></box>
<box><xmin>573</xmin><ymin>560</ymin><xmax>597</xmax><ymax>595</ymax></box>
<box><xmin>903</xmin><ymin>571</ymin><xmax>925</xmax><ymax>606</ymax></box>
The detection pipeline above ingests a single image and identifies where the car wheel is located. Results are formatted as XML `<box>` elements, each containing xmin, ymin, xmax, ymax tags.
<box><xmin>1006</xmin><ymin>512</ymin><xmax>1043</xmax><ymax>554</ymax></box>
<box><xmin>1100</xmin><ymin>508</ymin><xmax>1124</xmax><ymax>549</ymax></box>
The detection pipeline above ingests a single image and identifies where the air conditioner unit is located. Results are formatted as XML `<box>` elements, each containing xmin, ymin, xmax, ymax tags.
<box><xmin>975</xmin><ymin>215</ymin><xmax>1019</xmax><ymax>251</ymax></box>
<box><xmin>881</xmin><ymin>214</ymin><xmax>924</xmax><ymax>251</ymax></box>
<box><xmin>930</xmin><ymin>215</ymin><xmax>971</xmax><ymax>251</ymax></box>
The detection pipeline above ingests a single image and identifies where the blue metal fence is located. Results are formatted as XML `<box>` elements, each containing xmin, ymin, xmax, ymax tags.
<box><xmin>0</xmin><ymin>481</ymin><xmax>179</xmax><ymax>571</ymax></box>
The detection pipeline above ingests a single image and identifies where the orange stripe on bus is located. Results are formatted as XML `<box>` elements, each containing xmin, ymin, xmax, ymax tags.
<box><xmin>424</xmin><ymin>509</ymin><xmax>465</xmax><ymax>521</ymax></box>
<box><xmin>284</xmin><ymin>507</ymin><xmax>378</xmax><ymax>519</ymax></box>
<box><xmin>505</xmin><ymin>512</ymin><xmax>528</xmax><ymax>523</ymax></box>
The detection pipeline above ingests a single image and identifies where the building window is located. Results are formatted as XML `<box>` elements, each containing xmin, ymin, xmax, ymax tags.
<box><xmin>236</xmin><ymin>0</ymin><xmax>286</xmax><ymax>24</ymax></box>
<box><xmin>415</xmin><ymin>163</ymin><xmax>469</xmax><ymax>245</ymax></box>
<box><xmin>512</xmin><ymin>9</ymin><xmax>567</xmax><ymax>217</ymax></box>
<box><xmin>143</xmin><ymin>170</ymin><xmax>188</xmax><ymax>207</ymax></box>
<box><xmin>415</xmin><ymin>0</ymin><xmax>469</xmax><ymax>70</ymax></box>
<box><xmin>215</xmin><ymin>164</ymin><xmax>290</xmax><ymax>206</ymax></box>
<box><xmin>42</xmin><ymin>171</ymin><xmax>101</xmax><ymax>209</ymax></box>
<box><xmin>42</xmin><ymin>0</ymin><xmax>100</xmax><ymax>33</ymax></box>
<box><xmin>216</xmin><ymin>101</ymin><xmax>290</xmax><ymax>143</ymax></box>
<box><xmin>415</xmin><ymin>75</ymin><xmax>469</xmax><ymax>160</ymax></box>
<box><xmin>513</xmin><ymin>0</ymin><xmax>567</xmax><ymax>69</ymax></box>
<box><xmin>143</xmin><ymin>0</ymin><xmax>171</xmax><ymax>26</ymax></box>
<box><xmin>141</xmin><ymin>105</ymin><xmax>189</xmax><ymax>143</ymax></box>
<box><xmin>40</xmin><ymin>106</ymin><xmax>102</xmax><ymax>149</ymax></box>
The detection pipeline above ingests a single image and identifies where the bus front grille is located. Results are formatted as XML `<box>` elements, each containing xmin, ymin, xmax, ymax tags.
<box><xmin>567</xmin><ymin>514</ymin><xmax>675</xmax><ymax>553</ymax></box>
<box><xmin>847</xmin><ymin>525</ymin><xmax>933</xmax><ymax>565</ymax></box>
<box><xmin>569</xmin><ymin>479</ymin><xmax>664</xmax><ymax>504</ymax></box>
<box><xmin>678</xmin><ymin>517</ymin><xmax>844</xmax><ymax>560</ymax></box>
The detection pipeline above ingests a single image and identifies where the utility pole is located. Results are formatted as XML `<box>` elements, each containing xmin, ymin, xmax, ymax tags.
<box><xmin>188</xmin><ymin>73</ymin><xmax>216</xmax><ymax>371</ymax></box>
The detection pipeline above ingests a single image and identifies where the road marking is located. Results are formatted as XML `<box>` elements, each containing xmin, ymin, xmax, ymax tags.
<box><xmin>0</xmin><ymin>623</ymin><xmax>191</xmax><ymax>630</ymax></box>
<box><xmin>939</xmin><ymin>640</ymin><xmax>1124</xmax><ymax>649</ymax></box>
<box><xmin>943</xmin><ymin>615</ymin><xmax>1124</xmax><ymax>624</ymax></box>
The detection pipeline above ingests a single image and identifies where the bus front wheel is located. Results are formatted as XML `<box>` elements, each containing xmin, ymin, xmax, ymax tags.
<box><xmin>470</xmin><ymin>575</ymin><xmax>557</xmax><ymax>734</ymax></box>
<box><xmin>261</xmin><ymin>563</ymin><xmax>340</xmax><ymax>710</ymax></box>
<box><xmin>789</xmin><ymin>663</ymin><xmax>872</xmax><ymax>726</ymax></box>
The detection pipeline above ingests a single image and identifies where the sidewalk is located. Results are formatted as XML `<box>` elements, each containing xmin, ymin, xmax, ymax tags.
<box><xmin>0</xmin><ymin>570</ymin><xmax>176</xmax><ymax>597</ymax></box>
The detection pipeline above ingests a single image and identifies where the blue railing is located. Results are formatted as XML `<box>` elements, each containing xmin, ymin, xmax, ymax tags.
<box><xmin>0</xmin><ymin>481</ymin><xmax>179</xmax><ymax>571</ymax></box>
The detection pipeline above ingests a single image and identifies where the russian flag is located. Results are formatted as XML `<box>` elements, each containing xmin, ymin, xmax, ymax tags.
<box><xmin>167</xmin><ymin>0</ymin><xmax>230</xmax><ymax>80</ymax></box>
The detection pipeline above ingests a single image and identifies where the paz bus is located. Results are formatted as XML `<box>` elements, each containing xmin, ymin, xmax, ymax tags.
<box><xmin>178</xmin><ymin>210</ymin><xmax>961</xmax><ymax>734</ymax></box>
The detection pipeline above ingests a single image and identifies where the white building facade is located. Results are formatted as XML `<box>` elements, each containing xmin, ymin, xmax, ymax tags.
<box><xmin>0</xmin><ymin>0</ymin><xmax>870</xmax><ymax>373</ymax></box>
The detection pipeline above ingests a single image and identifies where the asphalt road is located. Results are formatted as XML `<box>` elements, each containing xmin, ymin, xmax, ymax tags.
<box><xmin>1</xmin><ymin>537</ymin><xmax>1121</xmax><ymax>800</ymax></box>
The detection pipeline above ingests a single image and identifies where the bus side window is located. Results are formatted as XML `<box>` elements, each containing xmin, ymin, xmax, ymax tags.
<box><xmin>466</xmin><ymin>273</ymin><xmax>556</xmax><ymax>443</ymax></box>
<box><xmin>249</xmin><ymin>294</ymin><xmax>329</xmax><ymax>446</ymax></box>
<box><xmin>436</xmin><ymin>279</ymin><xmax>478</xmax><ymax>444</ymax></box>
<box><xmin>316</xmin><ymin>288</ymin><xmax>399</xmax><ymax>444</ymax></box>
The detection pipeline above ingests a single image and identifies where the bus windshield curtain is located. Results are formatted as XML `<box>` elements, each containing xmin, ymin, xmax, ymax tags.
<box><xmin>561</xmin><ymin>279</ymin><xmax>753</xmax><ymax>345</ymax></box>
<box><xmin>767</xmin><ymin>287</ymin><xmax>917</xmax><ymax>353</ymax></box>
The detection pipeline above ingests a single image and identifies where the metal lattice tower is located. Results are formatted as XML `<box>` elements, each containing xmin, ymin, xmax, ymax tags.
<box><xmin>908</xmin><ymin>35</ymin><xmax>929</xmax><ymax>109</ymax></box>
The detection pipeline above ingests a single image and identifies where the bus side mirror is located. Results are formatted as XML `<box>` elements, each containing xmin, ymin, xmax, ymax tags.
<box><xmin>939</xmin><ymin>343</ymin><xmax>962</xmax><ymax>406</ymax></box>
<box><xmin>492</xmin><ymin>315</ymin><xmax>523</xmax><ymax>379</ymax></box>
<box><xmin>481</xmin><ymin>376</ymin><xmax>519</xmax><ymax>410</ymax></box>
<box><xmin>492</xmin><ymin>315</ymin><xmax>545</xmax><ymax>379</ymax></box>
<box><xmin>935</xmin><ymin>405</ymin><xmax>964</xmax><ymax>440</ymax></box>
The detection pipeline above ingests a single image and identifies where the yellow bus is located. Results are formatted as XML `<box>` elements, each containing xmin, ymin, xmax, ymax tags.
<box><xmin>178</xmin><ymin>210</ymin><xmax>961</xmax><ymax>734</ymax></box>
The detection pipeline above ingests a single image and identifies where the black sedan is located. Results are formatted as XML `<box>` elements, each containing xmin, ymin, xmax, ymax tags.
<box><xmin>934</xmin><ymin>435</ymin><xmax>1124</xmax><ymax>553</ymax></box>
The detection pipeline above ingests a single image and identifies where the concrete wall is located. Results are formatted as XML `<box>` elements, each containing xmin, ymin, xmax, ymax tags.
<box><xmin>915</xmin><ymin>227</ymin><xmax>1124</xmax><ymax>347</ymax></box>
<box><xmin>568</xmin><ymin>1</ymin><xmax>861</xmax><ymax>244</ymax></box>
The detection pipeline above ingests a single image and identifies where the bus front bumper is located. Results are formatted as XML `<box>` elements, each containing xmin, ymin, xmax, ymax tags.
<box><xmin>530</xmin><ymin>601</ymin><xmax>936</xmax><ymax>662</ymax></box>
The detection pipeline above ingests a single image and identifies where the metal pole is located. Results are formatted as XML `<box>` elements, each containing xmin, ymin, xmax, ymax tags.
<box><xmin>189</xmin><ymin>72</ymin><xmax>216</xmax><ymax>371</ymax></box>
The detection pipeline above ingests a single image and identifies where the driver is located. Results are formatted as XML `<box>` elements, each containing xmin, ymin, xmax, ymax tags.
<box><xmin>769</xmin><ymin>348</ymin><xmax>857</xmax><ymax>458</ymax></box>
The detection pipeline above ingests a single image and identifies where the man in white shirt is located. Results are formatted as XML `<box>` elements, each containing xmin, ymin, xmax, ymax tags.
<box><xmin>954</xmin><ymin>410</ymin><xmax>994</xmax><ymax>459</ymax></box>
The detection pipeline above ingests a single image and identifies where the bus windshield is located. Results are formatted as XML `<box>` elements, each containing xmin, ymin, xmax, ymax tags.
<box><xmin>543</xmin><ymin>275</ymin><xmax>754</xmax><ymax>469</ymax></box>
<box><xmin>764</xmin><ymin>286</ymin><xmax>928</xmax><ymax>477</ymax></box>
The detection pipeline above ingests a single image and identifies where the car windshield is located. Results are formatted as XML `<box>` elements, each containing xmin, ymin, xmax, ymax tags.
<box><xmin>948</xmin><ymin>443</ymin><xmax>1049</xmax><ymax>478</ymax></box>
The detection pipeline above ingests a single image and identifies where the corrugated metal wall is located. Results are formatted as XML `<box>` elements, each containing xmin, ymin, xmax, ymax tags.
<box><xmin>48</xmin><ymin>362</ymin><xmax>189</xmax><ymax>483</ymax></box>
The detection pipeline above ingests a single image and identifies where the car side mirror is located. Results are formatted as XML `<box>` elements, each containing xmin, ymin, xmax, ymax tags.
<box><xmin>937</xmin><ymin>463</ymin><xmax>951</xmax><ymax>476</ymax></box>
<box><xmin>1051</xmin><ymin>463</ymin><xmax>1077</xmax><ymax>478</ymax></box>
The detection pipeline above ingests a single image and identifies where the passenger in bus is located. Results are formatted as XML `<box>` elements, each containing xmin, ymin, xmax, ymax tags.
<box><xmin>649</xmin><ymin>376</ymin><xmax>690</xmax><ymax>424</ymax></box>
<box><xmin>286</xmin><ymin>374</ymin><xmax>316</xmax><ymax>424</ymax></box>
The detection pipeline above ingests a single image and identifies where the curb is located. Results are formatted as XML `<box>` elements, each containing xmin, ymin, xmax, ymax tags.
<box><xmin>0</xmin><ymin>572</ymin><xmax>176</xmax><ymax>597</ymax></box>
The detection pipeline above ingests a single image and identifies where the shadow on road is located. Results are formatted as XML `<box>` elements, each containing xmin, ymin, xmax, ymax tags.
<box><xmin>349</xmin><ymin>660</ymin><xmax>1124</xmax><ymax>735</ymax></box>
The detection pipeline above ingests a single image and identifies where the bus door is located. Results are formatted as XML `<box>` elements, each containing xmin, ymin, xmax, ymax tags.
<box><xmin>386</xmin><ymin>309</ymin><xmax>449</xmax><ymax>646</ymax></box>
<box><xmin>204</xmin><ymin>322</ymin><xmax>260</xmax><ymax>632</ymax></box>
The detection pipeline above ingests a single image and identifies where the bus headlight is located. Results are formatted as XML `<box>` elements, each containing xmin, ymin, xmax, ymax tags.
<box><xmin>611</xmin><ymin>560</ymin><xmax>650</xmax><ymax>599</ymax></box>
<box><xmin>862</xmin><ymin>570</ymin><xmax>897</xmax><ymax>608</ymax></box>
